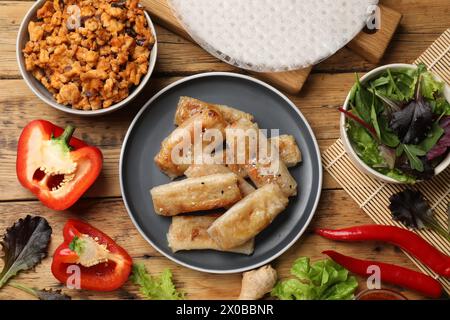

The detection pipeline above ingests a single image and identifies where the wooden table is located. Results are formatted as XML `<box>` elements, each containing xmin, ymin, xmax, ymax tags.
<box><xmin>0</xmin><ymin>0</ymin><xmax>448</xmax><ymax>300</ymax></box>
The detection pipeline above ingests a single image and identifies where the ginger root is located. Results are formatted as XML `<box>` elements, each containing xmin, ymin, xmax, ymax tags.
<box><xmin>238</xmin><ymin>265</ymin><xmax>278</xmax><ymax>300</ymax></box>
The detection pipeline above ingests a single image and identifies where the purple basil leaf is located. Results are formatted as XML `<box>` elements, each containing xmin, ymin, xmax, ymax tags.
<box><xmin>389</xmin><ymin>189</ymin><xmax>431</xmax><ymax>229</ymax></box>
<box><xmin>389</xmin><ymin>189</ymin><xmax>450</xmax><ymax>240</ymax></box>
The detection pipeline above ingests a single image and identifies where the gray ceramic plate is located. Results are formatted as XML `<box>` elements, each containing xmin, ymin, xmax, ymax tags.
<box><xmin>120</xmin><ymin>72</ymin><xmax>322</xmax><ymax>273</ymax></box>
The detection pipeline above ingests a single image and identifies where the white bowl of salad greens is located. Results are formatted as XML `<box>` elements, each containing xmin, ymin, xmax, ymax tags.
<box><xmin>340</xmin><ymin>63</ymin><xmax>450</xmax><ymax>183</ymax></box>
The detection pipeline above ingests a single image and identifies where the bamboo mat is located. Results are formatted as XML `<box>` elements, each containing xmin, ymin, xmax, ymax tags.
<box><xmin>322</xmin><ymin>28</ymin><xmax>450</xmax><ymax>294</ymax></box>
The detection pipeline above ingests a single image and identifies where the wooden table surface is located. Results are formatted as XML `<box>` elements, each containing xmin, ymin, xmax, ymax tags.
<box><xmin>0</xmin><ymin>0</ymin><xmax>448</xmax><ymax>300</ymax></box>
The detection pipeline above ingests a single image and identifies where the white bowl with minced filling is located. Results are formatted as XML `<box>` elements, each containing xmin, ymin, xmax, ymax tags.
<box><xmin>17</xmin><ymin>0</ymin><xmax>157</xmax><ymax>116</ymax></box>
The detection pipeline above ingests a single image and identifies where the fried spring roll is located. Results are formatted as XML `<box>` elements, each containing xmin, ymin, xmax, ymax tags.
<box><xmin>272</xmin><ymin>135</ymin><xmax>302</xmax><ymax>167</ymax></box>
<box><xmin>208</xmin><ymin>184</ymin><xmax>289</xmax><ymax>249</ymax></box>
<box><xmin>174</xmin><ymin>96</ymin><xmax>254</xmax><ymax>125</ymax></box>
<box><xmin>150</xmin><ymin>173</ymin><xmax>242</xmax><ymax>216</ymax></box>
<box><xmin>167</xmin><ymin>215</ymin><xmax>254</xmax><ymax>255</ymax></box>
<box><xmin>154</xmin><ymin>109</ymin><xmax>227</xmax><ymax>178</ymax></box>
<box><xmin>227</xmin><ymin>119</ymin><xmax>298</xmax><ymax>197</ymax></box>
<box><xmin>217</xmin><ymin>135</ymin><xmax>301</xmax><ymax>179</ymax></box>
<box><xmin>185</xmin><ymin>164</ymin><xmax>255</xmax><ymax>197</ymax></box>
<box><xmin>212</xmin><ymin>149</ymin><xmax>249</xmax><ymax>178</ymax></box>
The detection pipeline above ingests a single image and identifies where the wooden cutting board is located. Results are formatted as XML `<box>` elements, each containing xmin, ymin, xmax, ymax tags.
<box><xmin>142</xmin><ymin>0</ymin><xmax>401</xmax><ymax>94</ymax></box>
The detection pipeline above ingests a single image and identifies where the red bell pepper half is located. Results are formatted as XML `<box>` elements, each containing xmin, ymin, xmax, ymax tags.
<box><xmin>51</xmin><ymin>219</ymin><xmax>132</xmax><ymax>291</ymax></box>
<box><xmin>16</xmin><ymin>120</ymin><xmax>102</xmax><ymax>210</ymax></box>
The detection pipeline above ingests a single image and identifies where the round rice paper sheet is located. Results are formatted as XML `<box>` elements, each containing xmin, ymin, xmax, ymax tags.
<box><xmin>169</xmin><ymin>0</ymin><xmax>379</xmax><ymax>72</ymax></box>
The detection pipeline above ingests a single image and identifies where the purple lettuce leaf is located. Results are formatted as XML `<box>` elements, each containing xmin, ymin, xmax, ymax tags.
<box><xmin>389</xmin><ymin>97</ymin><xmax>433</xmax><ymax>145</ymax></box>
<box><xmin>427</xmin><ymin>116</ymin><xmax>450</xmax><ymax>161</ymax></box>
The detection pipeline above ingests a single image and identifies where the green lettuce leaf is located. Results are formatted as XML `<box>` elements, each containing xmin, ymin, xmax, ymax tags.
<box><xmin>420</xmin><ymin>71</ymin><xmax>444</xmax><ymax>100</ymax></box>
<box><xmin>130</xmin><ymin>263</ymin><xmax>184</xmax><ymax>300</ymax></box>
<box><xmin>321</xmin><ymin>276</ymin><xmax>358</xmax><ymax>300</ymax></box>
<box><xmin>271</xmin><ymin>257</ymin><xmax>358</xmax><ymax>300</ymax></box>
<box><xmin>418</xmin><ymin>64</ymin><xmax>449</xmax><ymax>115</ymax></box>
<box><xmin>271</xmin><ymin>279</ymin><xmax>315</xmax><ymax>300</ymax></box>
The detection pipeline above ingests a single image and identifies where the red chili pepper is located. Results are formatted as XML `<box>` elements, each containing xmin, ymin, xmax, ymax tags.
<box><xmin>16</xmin><ymin>120</ymin><xmax>103</xmax><ymax>210</ymax></box>
<box><xmin>316</xmin><ymin>225</ymin><xmax>450</xmax><ymax>277</ymax></box>
<box><xmin>51</xmin><ymin>219</ymin><xmax>132</xmax><ymax>291</ymax></box>
<box><xmin>323</xmin><ymin>250</ymin><xmax>443</xmax><ymax>298</ymax></box>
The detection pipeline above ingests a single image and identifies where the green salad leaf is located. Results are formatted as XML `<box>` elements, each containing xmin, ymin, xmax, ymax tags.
<box><xmin>353</xmin><ymin>76</ymin><xmax>373</xmax><ymax>123</ymax></box>
<box><xmin>271</xmin><ymin>257</ymin><xmax>358</xmax><ymax>300</ymax></box>
<box><xmin>347</xmin><ymin>120</ymin><xmax>385</xmax><ymax>167</ymax></box>
<box><xmin>400</xmin><ymin>144</ymin><xmax>427</xmax><ymax>172</ymax></box>
<box><xmin>379</xmin><ymin>115</ymin><xmax>400</xmax><ymax>147</ymax></box>
<box><xmin>348</xmin><ymin>119</ymin><xmax>416</xmax><ymax>182</ymax></box>
<box><xmin>429</xmin><ymin>97</ymin><xmax>450</xmax><ymax>116</ymax></box>
<box><xmin>370</xmin><ymin>93</ymin><xmax>381</xmax><ymax>139</ymax></box>
<box><xmin>418</xmin><ymin>63</ymin><xmax>450</xmax><ymax>115</ymax></box>
<box><xmin>131</xmin><ymin>263</ymin><xmax>184</xmax><ymax>300</ymax></box>
<box><xmin>421</xmin><ymin>70</ymin><xmax>444</xmax><ymax>100</ymax></box>
<box><xmin>420</xmin><ymin>122</ymin><xmax>445</xmax><ymax>152</ymax></box>
<box><xmin>370</xmin><ymin>68</ymin><xmax>417</xmax><ymax>102</ymax></box>
<box><xmin>385</xmin><ymin>170</ymin><xmax>416</xmax><ymax>184</ymax></box>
